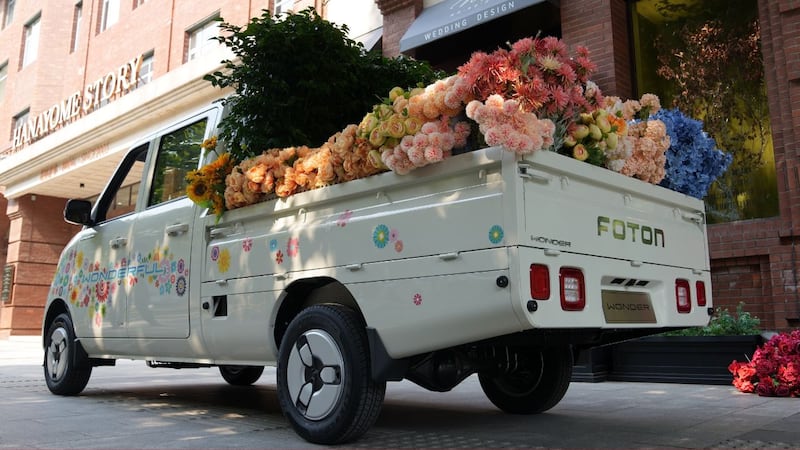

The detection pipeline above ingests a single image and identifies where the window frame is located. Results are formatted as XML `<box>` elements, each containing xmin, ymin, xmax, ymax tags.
<box><xmin>0</xmin><ymin>61</ymin><xmax>7</xmax><ymax>102</ymax></box>
<box><xmin>21</xmin><ymin>13</ymin><xmax>41</xmax><ymax>68</ymax></box>
<box><xmin>186</xmin><ymin>15</ymin><xmax>220</xmax><ymax>62</ymax></box>
<box><xmin>274</xmin><ymin>0</ymin><xmax>293</xmax><ymax>15</ymax></box>
<box><xmin>71</xmin><ymin>2</ymin><xmax>83</xmax><ymax>53</ymax></box>
<box><xmin>2</xmin><ymin>0</ymin><xmax>15</xmax><ymax>29</ymax></box>
<box><xmin>99</xmin><ymin>0</ymin><xmax>119</xmax><ymax>33</ymax></box>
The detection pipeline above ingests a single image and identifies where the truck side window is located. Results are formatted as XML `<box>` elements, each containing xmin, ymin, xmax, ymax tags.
<box><xmin>95</xmin><ymin>144</ymin><xmax>148</xmax><ymax>223</ymax></box>
<box><xmin>148</xmin><ymin>119</ymin><xmax>207</xmax><ymax>207</ymax></box>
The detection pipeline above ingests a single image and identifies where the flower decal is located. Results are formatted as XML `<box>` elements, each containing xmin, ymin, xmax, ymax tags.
<box><xmin>287</xmin><ymin>238</ymin><xmax>300</xmax><ymax>258</ymax></box>
<box><xmin>390</xmin><ymin>228</ymin><xmax>399</xmax><ymax>242</ymax></box>
<box><xmin>413</xmin><ymin>293</ymin><xmax>422</xmax><ymax>306</ymax></box>
<box><xmin>176</xmin><ymin>276</ymin><xmax>187</xmax><ymax>297</ymax></box>
<box><xmin>395</xmin><ymin>240</ymin><xmax>404</xmax><ymax>253</ymax></box>
<box><xmin>270</xmin><ymin>239</ymin><xmax>278</xmax><ymax>252</ymax></box>
<box><xmin>276</xmin><ymin>250</ymin><xmax>284</xmax><ymax>264</ymax></box>
<box><xmin>178</xmin><ymin>259</ymin><xmax>185</xmax><ymax>274</ymax></box>
<box><xmin>337</xmin><ymin>210</ymin><xmax>353</xmax><ymax>227</ymax></box>
<box><xmin>95</xmin><ymin>281</ymin><xmax>109</xmax><ymax>303</ymax></box>
<box><xmin>489</xmin><ymin>225</ymin><xmax>504</xmax><ymax>244</ymax></box>
<box><xmin>218</xmin><ymin>248</ymin><xmax>231</xmax><ymax>273</ymax></box>
<box><xmin>242</xmin><ymin>238</ymin><xmax>253</xmax><ymax>252</ymax></box>
<box><xmin>210</xmin><ymin>246</ymin><xmax>220</xmax><ymax>262</ymax></box>
<box><xmin>373</xmin><ymin>224</ymin><xmax>390</xmax><ymax>248</ymax></box>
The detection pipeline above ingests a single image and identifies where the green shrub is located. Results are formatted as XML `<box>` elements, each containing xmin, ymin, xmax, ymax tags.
<box><xmin>204</xmin><ymin>7</ymin><xmax>445</xmax><ymax>161</ymax></box>
<box><xmin>662</xmin><ymin>302</ymin><xmax>761</xmax><ymax>336</ymax></box>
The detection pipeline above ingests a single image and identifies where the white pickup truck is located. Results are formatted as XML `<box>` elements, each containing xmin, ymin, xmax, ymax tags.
<box><xmin>42</xmin><ymin>102</ymin><xmax>713</xmax><ymax>444</ymax></box>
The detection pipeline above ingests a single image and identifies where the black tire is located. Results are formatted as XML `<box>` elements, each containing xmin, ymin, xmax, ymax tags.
<box><xmin>44</xmin><ymin>312</ymin><xmax>92</xmax><ymax>396</ymax></box>
<box><xmin>478</xmin><ymin>345</ymin><xmax>572</xmax><ymax>414</ymax></box>
<box><xmin>219</xmin><ymin>365</ymin><xmax>264</xmax><ymax>386</ymax></box>
<box><xmin>276</xmin><ymin>304</ymin><xmax>385</xmax><ymax>445</ymax></box>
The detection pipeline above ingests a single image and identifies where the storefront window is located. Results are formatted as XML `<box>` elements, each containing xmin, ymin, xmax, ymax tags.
<box><xmin>630</xmin><ymin>0</ymin><xmax>776</xmax><ymax>223</ymax></box>
<box><xmin>186</xmin><ymin>17</ymin><xmax>220</xmax><ymax>62</ymax></box>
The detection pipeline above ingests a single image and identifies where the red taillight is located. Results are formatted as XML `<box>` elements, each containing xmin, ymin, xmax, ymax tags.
<box><xmin>560</xmin><ymin>267</ymin><xmax>585</xmax><ymax>311</ymax></box>
<box><xmin>530</xmin><ymin>264</ymin><xmax>550</xmax><ymax>300</ymax></box>
<box><xmin>676</xmin><ymin>279</ymin><xmax>691</xmax><ymax>313</ymax></box>
<box><xmin>696</xmin><ymin>281</ymin><xmax>707</xmax><ymax>307</ymax></box>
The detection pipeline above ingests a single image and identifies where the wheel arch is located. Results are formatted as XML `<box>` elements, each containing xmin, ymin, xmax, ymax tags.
<box><xmin>42</xmin><ymin>299</ymin><xmax>71</xmax><ymax>347</ymax></box>
<box><xmin>273</xmin><ymin>277</ymin><xmax>363</xmax><ymax>350</ymax></box>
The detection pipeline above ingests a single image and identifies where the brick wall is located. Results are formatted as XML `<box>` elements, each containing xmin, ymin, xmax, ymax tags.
<box><xmin>375</xmin><ymin>0</ymin><xmax>422</xmax><ymax>57</ymax></box>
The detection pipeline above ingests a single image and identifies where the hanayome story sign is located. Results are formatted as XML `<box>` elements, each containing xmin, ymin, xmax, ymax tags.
<box><xmin>11</xmin><ymin>54</ymin><xmax>143</xmax><ymax>150</ymax></box>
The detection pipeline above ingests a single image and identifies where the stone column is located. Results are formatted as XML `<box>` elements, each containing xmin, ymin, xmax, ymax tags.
<box><xmin>375</xmin><ymin>0</ymin><xmax>422</xmax><ymax>57</ymax></box>
<box><xmin>0</xmin><ymin>194</ymin><xmax>79</xmax><ymax>337</ymax></box>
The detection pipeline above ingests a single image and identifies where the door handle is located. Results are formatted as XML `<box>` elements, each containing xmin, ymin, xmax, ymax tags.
<box><xmin>110</xmin><ymin>237</ymin><xmax>127</xmax><ymax>249</ymax></box>
<box><xmin>166</xmin><ymin>223</ymin><xmax>189</xmax><ymax>236</ymax></box>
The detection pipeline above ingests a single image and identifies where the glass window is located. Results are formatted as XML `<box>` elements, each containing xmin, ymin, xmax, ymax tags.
<box><xmin>186</xmin><ymin>18</ymin><xmax>219</xmax><ymax>62</ymax></box>
<box><xmin>630</xmin><ymin>0</ymin><xmax>775</xmax><ymax>224</ymax></box>
<box><xmin>10</xmin><ymin>108</ymin><xmax>28</xmax><ymax>146</ymax></box>
<box><xmin>148</xmin><ymin>119</ymin><xmax>207</xmax><ymax>206</ymax></box>
<box><xmin>0</xmin><ymin>62</ymin><xmax>7</xmax><ymax>102</ymax></box>
<box><xmin>97</xmin><ymin>145</ymin><xmax>147</xmax><ymax>222</ymax></box>
<box><xmin>99</xmin><ymin>0</ymin><xmax>119</xmax><ymax>32</ymax></box>
<box><xmin>133</xmin><ymin>0</ymin><xmax>145</xmax><ymax>9</ymax></box>
<box><xmin>3</xmin><ymin>0</ymin><xmax>15</xmax><ymax>29</ymax></box>
<box><xmin>137</xmin><ymin>51</ymin><xmax>154</xmax><ymax>85</ymax></box>
<box><xmin>274</xmin><ymin>0</ymin><xmax>293</xmax><ymax>15</ymax></box>
<box><xmin>71</xmin><ymin>2</ymin><xmax>82</xmax><ymax>53</ymax></box>
<box><xmin>21</xmin><ymin>14</ymin><xmax>40</xmax><ymax>68</ymax></box>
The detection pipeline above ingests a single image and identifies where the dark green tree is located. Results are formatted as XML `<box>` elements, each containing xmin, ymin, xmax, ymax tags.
<box><xmin>205</xmin><ymin>8</ymin><xmax>444</xmax><ymax>161</ymax></box>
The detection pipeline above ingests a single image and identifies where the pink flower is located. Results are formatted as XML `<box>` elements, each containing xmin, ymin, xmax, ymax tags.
<box><xmin>287</xmin><ymin>238</ymin><xmax>300</xmax><ymax>257</ymax></box>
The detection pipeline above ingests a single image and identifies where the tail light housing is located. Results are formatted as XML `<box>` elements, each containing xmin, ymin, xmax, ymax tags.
<box><xmin>560</xmin><ymin>267</ymin><xmax>585</xmax><ymax>311</ymax></box>
<box><xmin>696</xmin><ymin>280</ymin><xmax>707</xmax><ymax>307</ymax></box>
<box><xmin>676</xmin><ymin>279</ymin><xmax>691</xmax><ymax>313</ymax></box>
<box><xmin>530</xmin><ymin>264</ymin><xmax>550</xmax><ymax>300</ymax></box>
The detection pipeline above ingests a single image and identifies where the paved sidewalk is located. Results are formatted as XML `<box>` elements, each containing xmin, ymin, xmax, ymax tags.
<box><xmin>3</xmin><ymin>336</ymin><xmax>800</xmax><ymax>448</ymax></box>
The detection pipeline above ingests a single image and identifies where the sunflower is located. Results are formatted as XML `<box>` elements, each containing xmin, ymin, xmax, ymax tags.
<box><xmin>187</xmin><ymin>178</ymin><xmax>212</xmax><ymax>204</ymax></box>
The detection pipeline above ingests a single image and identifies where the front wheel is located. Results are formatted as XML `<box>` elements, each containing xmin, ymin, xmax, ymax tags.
<box><xmin>219</xmin><ymin>365</ymin><xmax>264</xmax><ymax>386</ymax></box>
<box><xmin>479</xmin><ymin>345</ymin><xmax>572</xmax><ymax>414</ymax></box>
<box><xmin>44</xmin><ymin>312</ymin><xmax>92</xmax><ymax>395</ymax></box>
<box><xmin>276</xmin><ymin>305</ymin><xmax>385</xmax><ymax>445</ymax></box>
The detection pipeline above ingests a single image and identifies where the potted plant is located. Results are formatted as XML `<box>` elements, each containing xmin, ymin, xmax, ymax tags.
<box><xmin>573</xmin><ymin>303</ymin><xmax>762</xmax><ymax>384</ymax></box>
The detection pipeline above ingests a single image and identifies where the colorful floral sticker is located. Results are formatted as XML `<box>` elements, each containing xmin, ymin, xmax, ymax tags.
<box><xmin>395</xmin><ymin>240</ymin><xmax>404</xmax><ymax>253</ymax></box>
<box><xmin>210</xmin><ymin>246</ymin><xmax>220</xmax><ymax>261</ymax></box>
<box><xmin>242</xmin><ymin>238</ymin><xmax>253</xmax><ymax>252</ymax></box>
<box><xmin>218</xmin><ymin>248</ymin><xmax>231</xmax><ymax>273</ymax></box>
<box><xmin>287</xmin><ymin>238</ymin><xmax>300</xmax><ymax>257</ymax></box>
<box><xmin>176</xmin><ymin>276</ymin><xmax>187</xmax><ymax>296</ymax></box>
<box><xmin>373</xmin><ymin>224</ymin><xmax>390</xmax><ymax>248</ymax></box>
<box><xmin>276</xmin><ymin>250</ymin><xmax>284</xmax><ymax>264</ymax></box>
<box><xmin>489</xmin><ymin>225</ymin><xmax>504</xmax><ymax>244</ymax></box>
<box><xmin>270</xmin><ymin>239</ymin><xmax>278</xmax><ymax>252</ymax></box>
<box><xmin>390</xmin><ymin>228</ymin><xmax>399</xmax><ymax>242</ymax></box>
<box><xmin>337</xmin><ymin>210</ymin><xmax>353</xmax><ymax>227</ymax></box>
<box><xmin>413</xmin><ymin>293</ymin><xmax>422</xmax><ymax>306</ymax></box>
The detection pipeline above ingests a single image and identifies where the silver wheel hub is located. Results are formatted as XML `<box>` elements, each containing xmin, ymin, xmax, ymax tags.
<box><xmin>286</xmin><ymin>329</ymin><xmax>344</xmax><ymax>421</ymax></box>
<box><xmin>46</xmin><ymin>327</ymin><xmax>69</xmax><ymax>382</ymax></box>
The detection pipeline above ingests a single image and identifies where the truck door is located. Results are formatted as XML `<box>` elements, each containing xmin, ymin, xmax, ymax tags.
<box><xmin>69</xmin><ymin>144</ymin><xmax>149</xmax><ymax>338</ymax></box>
<box><xmin>125</xmin><ymin>115</ymin><xmax>211</xmax><ymax>339</ymax></box>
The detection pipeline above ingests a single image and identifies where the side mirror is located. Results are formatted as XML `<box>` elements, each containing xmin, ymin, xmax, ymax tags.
<box><xmin>64</xmin><ymin>199</ymin><xmax>94</xmax><ymax>226</ymax></box>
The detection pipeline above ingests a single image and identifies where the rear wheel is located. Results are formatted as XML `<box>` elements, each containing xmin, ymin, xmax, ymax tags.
<box><xmin>219</xmin><ymin>365</ymin><xmax>264</xmax><ymax>386</ymax></box>
<box><xmin>478</xmin><ymin>345</ymin><xmax>572</xmax><ymax>414</ymax></box>
<box><xmin>276</xmin><ymin>304</ymin><xmax>385</xmax><ymax>444</ymax></box>
<box><xmin>44</xmin><ymin>313</ymin><xmax>92</xmax><ymax>395</ymax></box>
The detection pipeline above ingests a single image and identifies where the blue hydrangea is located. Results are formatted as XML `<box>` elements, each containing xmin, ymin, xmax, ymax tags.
<box><xmin>653</xmin><ymin>109</ymin><xmax>733</xmax><ymax>199</ymax></box>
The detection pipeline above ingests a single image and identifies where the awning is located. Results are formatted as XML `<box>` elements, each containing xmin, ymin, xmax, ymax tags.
<box><xmin>356</xmin><ymin>27</ymin><xmax>382</xmax><ymax>52</ymax></box>
<box><xmin>399</xmin><ymin>0</ymin><xmax>547</xmax><ymax>52</ymax></box>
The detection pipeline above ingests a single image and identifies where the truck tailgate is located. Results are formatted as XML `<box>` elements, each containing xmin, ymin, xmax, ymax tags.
<box><xmin>517</xmin><ymin>150</ymin><xmax>709</xmax><ymax>271</ymax></box>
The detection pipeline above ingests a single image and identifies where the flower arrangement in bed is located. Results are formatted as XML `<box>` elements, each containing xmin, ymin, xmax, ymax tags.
<box><xmin>188</xmin><ymin>33</ymin><xmax>731</xmax><ymax>218</ymax></box>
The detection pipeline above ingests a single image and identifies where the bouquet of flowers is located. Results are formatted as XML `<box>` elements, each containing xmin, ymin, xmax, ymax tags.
<box><xmin>653</xmin><ymin>108</ymin><xmax>733</xmax><ymax>199</ymax></box>
<box><xmin>186</xmin><ymin>137</ymin><xmax>235</xmax><ymax>220</ymax></box>
<box><xmin>729</xmin><ymin>330</ymin><xmax>800</xmax><ymax>397</ymax></box>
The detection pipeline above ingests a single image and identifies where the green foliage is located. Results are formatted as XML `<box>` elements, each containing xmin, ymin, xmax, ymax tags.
<box><xmin>663</xmin><ymin>302</ymin><xmax>761</xmax><ymax>336</ymax></box>
<box><xmin>204</xmin><ymin>8</ymin><xmax>445</xmax><ymax>161</ymax></box>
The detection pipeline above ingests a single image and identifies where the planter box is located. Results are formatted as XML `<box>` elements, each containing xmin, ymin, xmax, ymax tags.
<box><xmin>572</xmin><ymin>335</ymin><xmax>763</xmax><ymax>385</ymax></box>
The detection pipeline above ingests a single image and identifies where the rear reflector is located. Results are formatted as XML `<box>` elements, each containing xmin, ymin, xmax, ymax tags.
<box><xmin>676</xmin><ymin>279</ymin><xmax>691</xmax><ymax>313</ymax></box>
<box><xmin>560</xmin><ymin>267</ymin><xmax>585</xmax><ymax>311</ymax></box>
<box><xmin>530</xmin><ymin>264</ymin><xmax>550</xmax><ymax>300</ymax></box>
<box><xmin>696</xmin><ymin>281</ymin><xmax>707</xmax><ymax>307</ymax></box>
